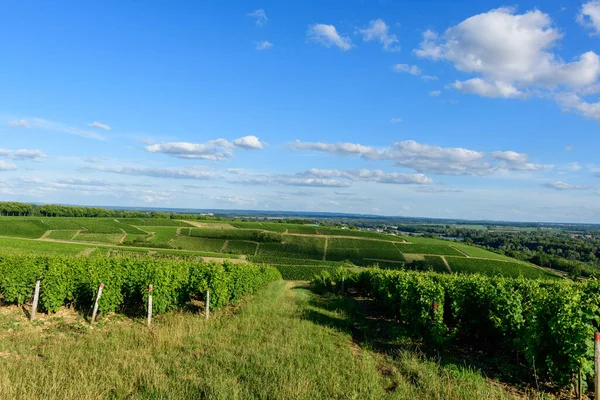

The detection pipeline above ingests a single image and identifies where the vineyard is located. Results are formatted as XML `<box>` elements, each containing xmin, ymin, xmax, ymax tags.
<box><xmin>0</xmin><ymin>253</ymin><xmax>280</xmax><ymax>315</ymax></box>
<box><xmin>0</xmin><ymin>217</ymin><xmax>560</xmax><ymax>279</ymax></box>
<box><xmin>314</xmin><ymin>268</ymin><xmax>600</xmax><ymax>390</ymax></box>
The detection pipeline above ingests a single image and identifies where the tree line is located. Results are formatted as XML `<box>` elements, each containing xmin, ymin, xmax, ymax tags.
<box><xmin>0</xmin><ymin>202</ymin><xmax>223</xmax><ymax>220</ymax></box>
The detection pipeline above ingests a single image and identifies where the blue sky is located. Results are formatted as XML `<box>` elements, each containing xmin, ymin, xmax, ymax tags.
<box><xmin>1</xmin><ymin>0</ymin><xmax>600</xmax><ymax>222</ymax></box>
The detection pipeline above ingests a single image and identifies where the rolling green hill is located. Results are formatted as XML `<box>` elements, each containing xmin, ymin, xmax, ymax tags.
<box><xmin>0</xmin><ymin>217</ymin><xmax>559</xmax><ymax>279</ymax></box>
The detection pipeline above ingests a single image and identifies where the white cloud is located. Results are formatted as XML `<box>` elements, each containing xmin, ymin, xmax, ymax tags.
<box><xmin>292</xmin><ymin>139</ymin><xmax>378</xmax><ymax>158</ymax></box>
<box><xmin>450</xmin><ymin>78</ymin><xmax>525</xmax><ymax>98</ymax></box>
<box><xmin>358</xmin><ymin>19</ymin><xmax>400</xmax><ymax>52</ymax></box>
<box><xmin>555</xmin><ymin>93</ymin><xmax>600</xmax><ymax>121</ymax></box>
<box><xmin>0</xmin><ymin>149</ymin><xmax>12</xmax><ymax>157</ymax></box>
<box><xmin>6</xmin><ymin>119</ymin><xmax>29</xmax><ymax>128</ymax></box>
<box><xmin>414</xmin><ymin>7</ymin><xmax>600</xmax><ymax>113</ymax></box>
<box><xmin>295</xmin><ymin>168</ymin><xmax>432</xmax><ymax>185</ymax></box>
<box><xmin>421</xmin><ymin>75</ymin><xmax>439</xmax><ymax>81</ymax></box>
<box><xmin>491</xmin><ymin>151</ymin><xmax>529</xmax><ymax>164</ymax></box>
<box><xmin>392</xmin><ymin>64</ymin><xmax>422</xmax><ymax>76</ymax></box>
<box><xmin>565</xmin><ymin>145</ymin><xmax>575</xmax><ymax>151</ymax></box>
<box><xmin>88</xmin><ymin>121</ymin><xmax>111</xmax><ymax>131</ymax></box>
<box><xmin>89</xmin><ymin>165</ymin><xmax>218</xmax><ymax>180</ymax></box>
<box><xmin>292</xmin><ymin>139</ymin><xmax>543</xmax><ymax>176</ymax></box>
<box><xmin>145</xmin><ymin>142</ymin><xmax>233</xmax><ymax>160</ymax></box>
<box><xmin>256</xmin><ymin>41</ymin><xmax>273</xmax><ymax>51</ymax></box>
<box><xmin>307</xmin><ymin>24</ymin><xmax>353</xmax><ymax>51</ymax></box>
<box><xmin>0</xmin><ymin>161</ymin><xmax>17</xmax><ymax>171</ymax></box>
<box><xmin>248</xmin><ymin>9</ymin><xmax>267</xmax><ymax>26</ymax></box>
<box><xmin>390</xmin><ymin>118</ymin><xmax>402</xmax><ymax>123</ymax></box>
<box><xmin>233</xmin><ymin>135</ymin><xmax>264</xmax><ymax>150</ymax></box>
<box><xmin>578</xmin><ymin>1</ymin><xmax>600</xmax><ymax>35</ymax></box>
<box><xmin>55</xmin><ymin>178</ymin><xmax>111</xmax><ymax>187</ymax></box>
<box><xmin>145</xmin><ymin>136</ymin><xmax>264</xmax><ymax>159</ymax></box>
<box><xmin>14</xmin><ymin>149</ymin><xmax>48</xmax><ymax>162</ymax></box>
<box><xmin>543</xmin><ymin>181</ymin><xmax>592</xmax><ymax>190</ymax></box>
<box><xmin>429</xmin><ymin>90</ymin><xmax>441</xmax><ymax>97</ymax></box>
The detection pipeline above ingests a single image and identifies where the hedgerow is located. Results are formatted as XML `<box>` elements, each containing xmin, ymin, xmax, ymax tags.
<box><xmin>315</xmin><ymin>268</ymin><xmax>600</xmax><ymax>388</ymax></box>
<box><xmin>0</xmin><ymin>254</ymin><xmax>281</xmax><ymax>316</ymax></box>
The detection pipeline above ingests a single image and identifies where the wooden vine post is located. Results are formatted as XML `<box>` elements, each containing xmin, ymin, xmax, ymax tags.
<box><xmin>595</xmin><ymin>332</ymin><xmax>600</xmax><ymax>400</ymax></box>
<box><xmin>147</xmin><ymin>284</ymin><xmax>153</xmax><ymax>328</ymax></box>
<box><xmin>205</xmin><ymin>289</ymin><xmax>210</xmax><ymax>320</ymax></box>
<box><xmin>30</xmin><ymin>280</ymin><xmax>40</xmax><ymax>321</ymax></box>
<box><xmin>91</xmin><ymin>283</ymin><xmax>104</xmax><ymax>323</ymax></box>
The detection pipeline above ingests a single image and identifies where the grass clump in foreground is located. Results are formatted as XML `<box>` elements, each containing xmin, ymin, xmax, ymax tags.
<box><xmin>0</xmin><ymin>281</ymin><xmax>523</xmax><ymax>399</ymax></box>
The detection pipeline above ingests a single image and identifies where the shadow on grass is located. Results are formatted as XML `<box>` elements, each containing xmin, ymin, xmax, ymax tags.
<box><xmin>299</xmin><ymin>283</ymin><xmax>541</xmax><ymax>394</ymax></box>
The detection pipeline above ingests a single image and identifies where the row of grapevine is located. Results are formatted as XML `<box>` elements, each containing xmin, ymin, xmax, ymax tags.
<box><xmin>315</xmin><ymin>268</ymin><xmax>600</xmax><ymax>388</ymax></box>
<box><xmin>0</xmin><ymin>254</ymin><xmax>281</xmax><ymax>315</ymax></box>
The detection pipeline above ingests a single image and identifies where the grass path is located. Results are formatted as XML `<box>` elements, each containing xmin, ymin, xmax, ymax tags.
<box><xmin>0</xmin><ymin>281</ymin><xmax>523</xmax><ymax>399</ymax></box>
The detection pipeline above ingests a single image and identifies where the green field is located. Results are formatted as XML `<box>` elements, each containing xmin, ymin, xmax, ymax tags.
<box><xmin>224</xmin><ymin>240</ymin><xmax>259</xmax><ymax>255</ymax></box>
<box><xmin>45</xmin><ymin>230</ymin><xmax>79</xmax><ymax>240</ymax></box>
<box><xmin>170</xmin><ymin>236</ymin><xmax>227</xmax><ymax>252</ymax></box>
<box><xmin>0</xmin><ymin>281</ymin><xmax>522</xmax><ymax>399</ymax></box>
<box><xmin>0</xmin><ymin>217</ymin><xmax>559</xmax><ymax>279</ymax></box>
<box><xmin>446</xmin><ymin>256</ymin><xmax>555</xmax><ymax>279</ymax></box>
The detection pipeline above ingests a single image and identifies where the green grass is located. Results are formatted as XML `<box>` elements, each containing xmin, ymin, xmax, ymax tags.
<box><xmin>188</xmin><ymin>228</ymin><xmax>281</xmax><ymax>242</ymax></box>
<box><xmin>446</xmin><ymin>257</ymin><xmax>559</xmax><ymax>279</ymax></box>
<box><xmin>0</xmin><ymin>281</ymin><xmax>520</xmax><ymax>399</ymax></box>
<box><xmin>116</xmin><ymin>218</ymin><xmax>194</xmax><ymax>227</ymax></box>
<box><xmin>326</xmin><ymin>237</ymin><xmax>405</xmax><ymax>265</ymax></box>
<box><xmin>45</xmin><ymin>230</ymin><xmax>78</xmax><ymax>240</ymax></box>
<box><xmin>72</xmin><ymin>232</ymin><xmax>125</xmax><ymax>244</ymax></box>
<box><xmin>0</xmin><ymin>237</ymin><xmax>94</xmax><ymax>255</ymax></box>
<box><xmin>422</xmin><ymin>256</ymin><xmax>449</xmax><ymax>273</ymax></box>
<box><xmin>170</xmin><ymin>236</ymin><xmax>227</xmax><ymax>252</ymax></box>
<box><xmin>0</xmin><ymin>219</ymin><xmax>48</xmax><ymax>238</ymax></box>
<box><xmin>223</xmin><ymin>240</ymin><xmax>258</xmax><ymax>255</ymax></box>
<box><xmin>145</xmin><ymin>227</ymin><xmax>179</xmax><ymax>244</ymax></box>
<box><xmin>395</xmin><ymin>243</ymin><xmax>463</xmax><ymax>256</ymax></box>
<box><xmin>447</xmin><ymin>242</ymin><xmax>523</xmax><ymax>261</ymax></box>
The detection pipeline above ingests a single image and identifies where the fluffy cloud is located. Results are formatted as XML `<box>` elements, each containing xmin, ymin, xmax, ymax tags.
<box><xmin>233</xmin><ymin>135</ymin><xmax>264</xmax><ymax>150</ymax></box>
<box><xmin>146</xmin><ymin>136</ymin><xmax>264</xmax><ymax>159</ymax></box>
<box><xmin>415</xmin><ymin>7</ymin><xmax>600</xmax><ymax>110</ymax></box>
<box><xmin>0</xmin><ymin>149</ymin><xmax>48</xmax><ymax>162</ymax></box>
<box><xmin>358</xmin><ymin>19</ymin><xmax>400</xmax><ymax>52</ymax></box>
<box><xmin>248</xmin><ymin>9</ymin><xmax>267</xmax><ymax>26</ymax></box>
<box><xmin>449</xmin><ymin>78</ymin><xmax>525</xmax><ymax>98</ymax></box>
<box><xmin>543</xmin><ymin>182</ymin><xmax>592</xmax><ymax>190</ymax></box>
<box><xmin>13</xmin><ymin>149</ymin><xmax>48</xmax><ymax>162</ymax></box>
<box><xmin>555</xmin><ymin>93</ymin><xmax>600</xmax><ymax>121</ymax></box>
<box><xmin>145</xmin><ymin>142</ymin><xmax>233</xmax><ymax>160</ymax></box>
<box><xmin>0</xmin><ymin>161</ymin><xmax>17</xmax><ymax>171</ymax></box>
<box><xmin>429</xmin><ymin>90</ymin><xmax>441</xmax><ymax>97</ymax></box>
<box><xmin>292</xmin><ymin>140</ymin><xmax>378</xmax><ymax>158</ymax></box>
<box><xmin>88</xmin><ymin>122</ymin><xmax>111</xmax><ymax>131</ymax></box>
<box><xmin>88</xmin><ymin>165</ymin><xmax>218</xmax><ymax>180</ymax></box>
<box><xmin>307</xmin><ymin>24</ymin><xmax>353</xmax><ymax>51</ymax></box>
<box><xmin>297</xmin><ymin>168</ymin><xmax>433</xmax><ymax>185</ymax></box>
<box><xmin>578</xmin><ymin>1</ymin><xmax>600</xmax><ymax>35</ymax></box>
<box><xmin>256</xmin><ymin>41</ymin><xmax>272</xmax><ymax>51</ymax></box>
<box><xmin>6</xmin><ymin>119</ymin><xmax>29</xmax><ymax>128</ymax></box>
<box><xmin>292</xmin><ymin>139</ymin><xmax>543</xmax><ymax>176</ymax></box>
<box><xmin>392</xmin><ymin>64</ymin><xmax>422</xmax><ymax>76</ymax></box>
